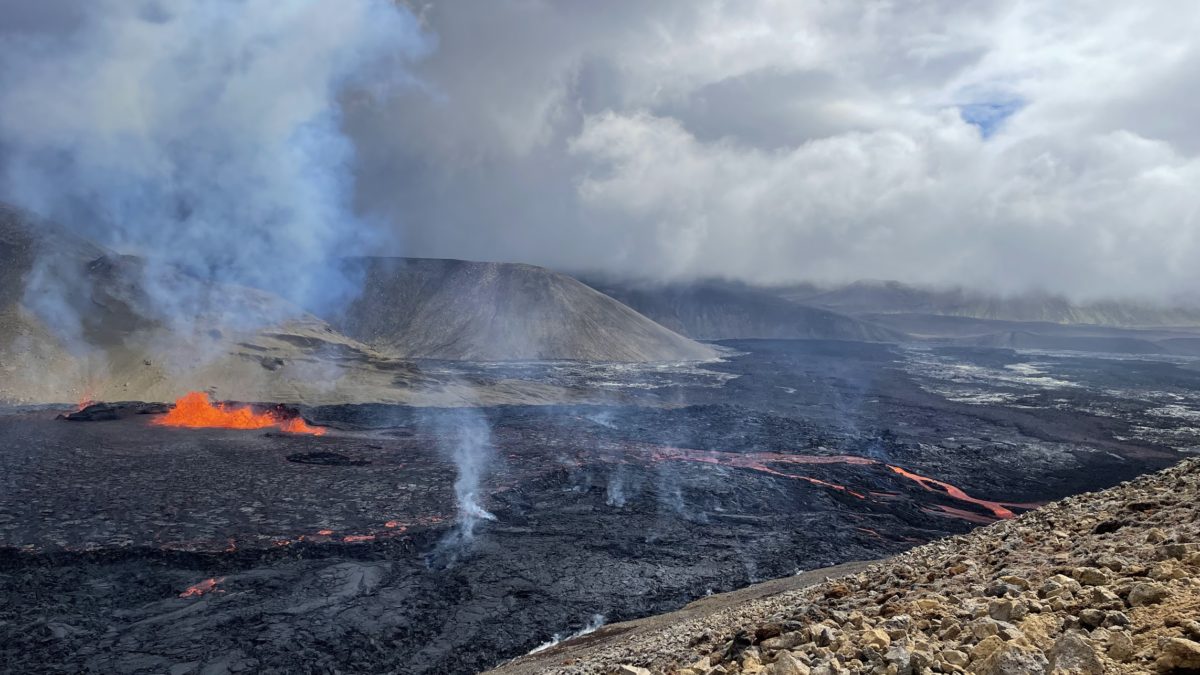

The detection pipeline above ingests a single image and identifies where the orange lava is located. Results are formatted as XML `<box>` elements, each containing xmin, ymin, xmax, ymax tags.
<box><xmin>180</xmin><ymin>577</ymin><xmax>224</xmax><ymax>598</ymax></box>
<box><xmin>153</xmin><ymin>392</ymin><xmax>325</xmax><ymax>435</ymax></box>
<box><xmin>647</xmin><ymin>444</ymin><xmax>1039</xmax><ymax>523</ymax></box>
<box><xmin>888</xmin><ymin>465</ymin><xmax>1017</xmax><ymax>519</ymax></box>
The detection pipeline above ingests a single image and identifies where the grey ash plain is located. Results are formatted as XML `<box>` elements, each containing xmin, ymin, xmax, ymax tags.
<box><xmin>1</xmin><ymin>340</ymin><xmax>1196</xmax><ymax>674</ymax></box>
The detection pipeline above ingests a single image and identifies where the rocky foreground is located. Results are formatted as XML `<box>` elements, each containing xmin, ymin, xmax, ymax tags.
<box><xmin>491</xmin><ymin>458</ymin><xmax>1200</xmax><ymax>674</ymax></box>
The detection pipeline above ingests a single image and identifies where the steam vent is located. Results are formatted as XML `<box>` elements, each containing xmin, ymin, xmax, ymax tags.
<box><xmin>3</xmin><ymin>2</ymin><xmax>1200</xmax><ymax>674</ymax></box>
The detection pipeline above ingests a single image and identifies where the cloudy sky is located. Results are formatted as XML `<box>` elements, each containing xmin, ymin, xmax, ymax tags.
<box><xmin>2</xmin><ymin>1</ymin><xmax>1199</xmax><ymax>301</ymax></box>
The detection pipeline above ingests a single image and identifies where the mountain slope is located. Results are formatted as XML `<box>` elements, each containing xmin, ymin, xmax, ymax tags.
<box><xmin>1</xmin><ymin>204</ymin><xmax>436</xmax><ymax>405</ymax></box>
<box><xmin>334</xmin><ymin>258</ymin><xmax>718</xmax><ymax>362</ymax></box>
<box><xmin>784</xmin><ymin>280</ymin><xmax>1200</xmax><ymax>327</ymax></box>
<box><xmin>582</xmin><ymin>279</ymin><xmax>905</xmax><ymax>343</ymax></box>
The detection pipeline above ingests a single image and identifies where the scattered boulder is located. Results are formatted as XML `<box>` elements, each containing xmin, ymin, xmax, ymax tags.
<box><xmin>1157</xmin><ymin>638</ymin><xmax>1200</xmax><ymax>673</ymax></box>
<box><xmin>1128</xmin><ymin>582</ymin><xmax>1169</xmax><ymax>607</ymax></box>
<box><xmin>1047</xmin><ymin>631</ymin><xmax>1103</xmax><ymax>675</ymax></box>
<box><xmin>972</xmin><ymin>642</ymin><xmax>1048</xmax><ymax>675</ymax></box>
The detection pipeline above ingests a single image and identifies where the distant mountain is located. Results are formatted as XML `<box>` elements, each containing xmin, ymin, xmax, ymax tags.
<box><xmin>580</xmin><ymin>278</ymin><xmax>904</xmax><ymax>343</ymax></box>
<box><xmin>954</xmin><ymin>330</ymin><xmax>1168</xmax><ymax>355</ymax></box>
<box><xmin>781</xmin><ymin>280</ymin><xmax>1200</xmax><ymax>328</ymax></box>
<box><xmin>334</xmin><ymin>258</ymin><xmax>718</xmax><ymax>362</ymax></box>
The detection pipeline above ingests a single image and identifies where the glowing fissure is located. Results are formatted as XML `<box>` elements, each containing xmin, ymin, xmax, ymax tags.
<box><xmin>886</xmin><ymin>465</ymin><xmax>1037</xmax><ymax>520</ymax></box>
<box><xmin>153</xmin><ymin>392</ymin><xmax>325</xmax><ymax>435</ymax></box>
<box><xmin>180</xmin><ymin>577</ymin><xmax>224</xmax><ymax>598</ymax></box>
<box><xmin>649</xmin><ymin>445</ymin><xmax>1036</xmax><ymax>522</ymax></box>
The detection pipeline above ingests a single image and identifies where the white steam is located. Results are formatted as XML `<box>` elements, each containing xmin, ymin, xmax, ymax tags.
<box><xmin>0</xmin><ymin>0</ymin><xmax>430</xmax><ymax>328</ymax></box>
<box><xmin>427</xmin><ymin>407</ymin><xmax>497</xmax><ymax>550</ymax></box>
<box><xmin>527</xmin><ymin>614</ymin><xmax>607</xmax><ymax>655</ymax></box>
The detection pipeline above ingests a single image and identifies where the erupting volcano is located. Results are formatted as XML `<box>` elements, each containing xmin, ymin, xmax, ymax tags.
<box><xmin>153</xmin><ymin>392</ymin><xmax>326</xmax><ymax>435</ymax></box>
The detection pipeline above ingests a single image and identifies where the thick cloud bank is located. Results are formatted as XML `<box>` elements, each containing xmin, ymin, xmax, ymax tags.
<box><xmin>350</xmin><ymin>0</ymin><xmax>1200</xmax><ymax>300</ymax></box>
<box><xmin>2</xmin><ymin>1</ymin><xmax>1198</xmax><ymax>301</ymax></box>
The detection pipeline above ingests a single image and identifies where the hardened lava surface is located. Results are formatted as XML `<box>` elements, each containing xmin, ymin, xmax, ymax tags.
<box><xmin>0</xmin><ymin>340</ymin><xmax>1192</xmax><ymax>674</ymax></box>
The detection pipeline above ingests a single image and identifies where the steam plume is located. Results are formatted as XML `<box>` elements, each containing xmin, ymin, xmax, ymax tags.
<box><xmin>0</xmin><ymin>0</ymin><xmax>430</xmax><ymax>330</ymax></box>
<box><xmin>425</xmin><ymin>406</ymin><xmax>497</xmax><ymax>556</ymax></box>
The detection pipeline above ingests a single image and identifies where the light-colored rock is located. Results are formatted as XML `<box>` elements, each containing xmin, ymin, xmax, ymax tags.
<box><xmin>972</xmin><ymin>642</ymin><xmax>1048</xmax><ymax>675</ymax></box>
<box><xmin>970</xmin><ymin>635</ymin><xmax>1005</xmax><ymax>663</ymax></box>
<box><xmin>767</xmin><ymin>651</ymin><xmax>810</xmax><ymax>675</ymax></box>
<box><xmin>941</xmin><ymin>649</ymin><xmax>969</xmax><ymax>667</ymax></box>
<box><xmin>1106</xmin><ymin>630</ymin><xmax>1135</xmax><ymax>662</ymax></box>
<box><xmin>1071</xmin><ymin>567</ymin><xmax>1110</xmax><ymax>586</ymax></box>
<box><xmin>1156</xmin><ymin>638</ymin><xmax>1200</xmax><ymax>672</ymax></box>
<box><xmin>1127</xmin><ymin>581</ymin><xmax>1169</xmax><ymax>606</ymax></box>
<box><xmin>1047</xmin><ymin>632</ymin><xmax>1102</xmax><ymax>675</ymax></box>
<box><xmin>861</xmin><ymin>628</ymin><xmax>891</xmax><ymax>650</ymax></box>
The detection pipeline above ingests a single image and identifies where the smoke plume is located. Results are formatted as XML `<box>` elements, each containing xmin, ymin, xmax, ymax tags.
<box><xmin>424</xmin><ymin>406</ymin><xmax>498</xmax><ymax>561</ymax></box>
<box><xmin>0</xmin><ymin>0</ymin><xmax>430</xmax><ymax>330</ymax></box>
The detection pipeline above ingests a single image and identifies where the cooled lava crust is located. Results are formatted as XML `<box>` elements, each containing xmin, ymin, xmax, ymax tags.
<box><xmin>0</xmin><ymin>340</ymin><xmax>1188</xmax><ymax>674</ymax></box>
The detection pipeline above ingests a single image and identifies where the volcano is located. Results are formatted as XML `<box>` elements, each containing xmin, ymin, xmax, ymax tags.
<box><xmin>0</xmin><ymin>204</ymin><xmax>713</xmax><ymax>407</ymax></box>
<box><xmin>335</xmin><ymin>257</ymin><xmax>718</xmax><ymax>362</ymax></box>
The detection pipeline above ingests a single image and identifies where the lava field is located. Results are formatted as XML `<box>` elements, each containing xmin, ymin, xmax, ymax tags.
<box><xmin>0</xmin><ymin>340</ymin><xmax>1193</xmax><ymax>674</ymax></box>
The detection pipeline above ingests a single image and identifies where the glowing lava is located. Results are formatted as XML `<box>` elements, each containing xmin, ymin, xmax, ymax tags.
<box><xmin>888</xmin><ymin>465</ymin><xmax>1017</xmax><ymax>519</ymax></box>
<box><xmin>153</xmin><ymin>392</ymin><xmax>325</xmax><ymax>435</ymax></box>
<box><xmin>180</xmin><ymin>577</ymin><xmax>224</xmax><ymax>598</ymax></box>
<box><xmin>648</xmin><ymin>445</ymin><xmax>1038</xmax><ymax>522</ymax></box>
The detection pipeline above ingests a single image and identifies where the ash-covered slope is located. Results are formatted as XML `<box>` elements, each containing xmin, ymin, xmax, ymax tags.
<box><xmin>491</xmin><ymin>458</ymin><xmax>1200</xmax><ymax>675</ymax></box>
<box><xmin>581</xmin><ymin>278</ymin><xmax>904</xmax><ymax>343</ymax></box>
<box><xmin>333</xmin><ymin>258</ymin><xmax>718</xmax><ymax>362</ymax></box>
<box><xmin>0</xmin><ymin>205</ymin><xmax>419</xmax><ymax>405</ymax></box>
<box><xmin>784</xmin><ymin>280</ymin><xmax>1200</xmax><ymax>328</ymax></box>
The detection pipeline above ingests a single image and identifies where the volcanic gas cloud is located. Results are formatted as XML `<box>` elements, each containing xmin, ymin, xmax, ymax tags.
<box><xmin>154</xmin><ymin>392</ymin><xmax>325</xmax><ymax>436</ymax></box>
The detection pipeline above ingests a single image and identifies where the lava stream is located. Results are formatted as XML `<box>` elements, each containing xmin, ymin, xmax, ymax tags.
<box><xmin>650</xmin><ymin>445</ymin><xmax>1037</xmax><ymax>521</ymax></box>
<box><xmin>887</xmin><ymin>465</ymin><xmax>1025</xmax><ymax>520</ymax></box>
<box><xmin>180</xmin><ymin>577</ymin><xmax>224</xmax><ymax>598</ymax></box>
<box><xmin>153</xmin><ymin>392</ymin><xmax>325</xmax><ymax>435</ymax></box>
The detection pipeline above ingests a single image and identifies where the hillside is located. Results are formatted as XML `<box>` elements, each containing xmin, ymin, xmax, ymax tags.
<box><xmin>489</xmin><ymin>458</ymin><xmax>1200</xmax><ymax>674</ymax></box>
<box><xmin>784</xmin><ymin>280</ymin><xmax>1200</xmax><ymax>328</ymax></box>
<box><xmin>334</xmin><ymin>258</ymin><xmax>718</xmax><ymax>362</ymax></box>
<box><xmin>0</xmin><ymin>205</ymin><xmax>435</xmax><ymax>405</ymax></box>
<box><xmin>581</xmin><ymin>279</ymin><xmax>904</xmax><ymax>343</ymax></box>
<box><xmin>0</xmin><ymin>206</ymin><xmax>603</xmax><ymax>406</ymax></box>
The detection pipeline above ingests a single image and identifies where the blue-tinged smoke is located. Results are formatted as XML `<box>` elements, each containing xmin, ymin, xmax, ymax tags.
<box><xmin>0</xmin><ymin>0</ymin><xmax>431</xmax><ymax>329</ymax></box>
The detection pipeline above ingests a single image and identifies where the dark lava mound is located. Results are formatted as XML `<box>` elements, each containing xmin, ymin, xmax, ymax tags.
<box><xmin>286</xmin><ymin>451</ymin><xmax>370</xmax><ymax>466</ymax></box>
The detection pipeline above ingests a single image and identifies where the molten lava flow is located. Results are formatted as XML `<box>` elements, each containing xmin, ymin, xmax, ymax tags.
<box><xmin>279</xmin><ymin>417</ymin><xmax>326</xmax><ymax>435</ymax></box>
<box><xmin>644</xmin><ymin>444</ymin><xmax>1038</xmax><ymax>523</ymax></box>
<box><xmin>180</xmin><ymin>577</ymin><xmax>224</xmax><ymax>598</ymax></box>
<box><xmin>153</xmin><ymin>392</ymin><xmax>325</xmax><ymax>435</ymax></box>
<box><xmin>887</xmin><ymin>465</ymin><xmax>1019</xmax><ymax>520</ymax></box>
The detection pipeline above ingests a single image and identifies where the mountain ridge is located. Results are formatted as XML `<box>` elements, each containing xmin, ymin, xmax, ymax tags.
<box><xmin>580</xmin><ymin>278</ymin><xmax>904</xmax><ymax>343</ymax></box>
<box><xmin>782</xmin><ymin>279</ymin><xmax>1200</xmax><ymax>328</ymax></box>
<box><xmin>334</xmin><ymin>257</ymin><xmax>718</xmax><ymax>363</ymax></box>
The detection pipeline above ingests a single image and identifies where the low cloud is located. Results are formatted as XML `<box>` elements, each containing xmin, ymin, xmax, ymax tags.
<box><xmin>2</xmin><ymin>1</ymin><xmax>1197</xmax><ymax>302</ymax></box>
<box><xmin>350</xmin><ymin>0</ymin><xmax>1200</xmax><ymax>300</ymax></box>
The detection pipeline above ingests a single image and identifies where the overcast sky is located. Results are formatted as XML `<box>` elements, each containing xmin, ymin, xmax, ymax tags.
<box><xmin>3</xmin><ymin>1</ymin><xmax>1199</xmax><ymax>300</ymax></box>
